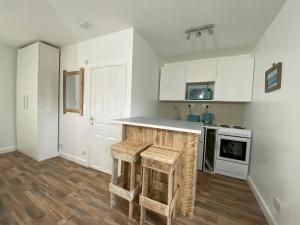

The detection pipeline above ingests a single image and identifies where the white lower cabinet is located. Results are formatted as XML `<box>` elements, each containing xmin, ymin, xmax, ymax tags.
<box><xmin>197</xmin><ymin>131</ymin><xmax>205</xmax><ymax>171</ymax></box>
<box><xmin>214</xmin><ymin>57</ymin><xmax>254</xmax><ymax>102</ymax></box>
<box><xmin>159</xmin><ymin>64</ymin><xmax>186</xmax><ymax>101</ymax></box>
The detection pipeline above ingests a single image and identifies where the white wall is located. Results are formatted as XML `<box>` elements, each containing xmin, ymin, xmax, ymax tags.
<box><xmin>0</xmin><ymin>43</ymin><xmax>17</xmax><ymax>154</ymax></box>
<box><xmin>245</xmin><ymin>0</ymin><xmax>300</xmax><ymax>224</ymax></box>
<box><xmin>163</xmin><ymin>46</ymin><xmax>253</xmax><ymax>64</ymax></box>
<box><xmin>131</xmin><ymin>30</ymin><xmax>161</xmax><ymax>117</ymax></box>
<box><xmin>59</xmin><ymin>28</ymin><xmax>134</xmax><ymax>166</ymax></box>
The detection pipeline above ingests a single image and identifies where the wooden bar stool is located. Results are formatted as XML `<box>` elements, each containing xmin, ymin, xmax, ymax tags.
<box><xmin>109</xmin><ymin>140</ymin><xmax>151</xmax><ymax>220</ymax></box>
<box><xmin>139</xmin><ymin>146</ymin><xmax>179</xmax><ymax>225</ymax></box>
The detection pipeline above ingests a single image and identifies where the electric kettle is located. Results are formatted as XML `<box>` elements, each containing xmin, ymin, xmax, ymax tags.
<box><xmin>203</xmin><ymin>113</ymin><xmax>214</xmax><ymax>125</ymax></box>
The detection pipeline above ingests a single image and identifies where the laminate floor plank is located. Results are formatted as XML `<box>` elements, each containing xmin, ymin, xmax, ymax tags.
<box><xmin>0</xmin><ymin>152</ymin><xmax>267</xmax><ymax>225</ymax></box>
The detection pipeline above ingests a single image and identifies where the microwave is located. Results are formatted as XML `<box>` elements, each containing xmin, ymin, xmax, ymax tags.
<box><xmin>186</xmin><ymin>84</ymin><xmax>213</xmax><ymax>100</ymax></box>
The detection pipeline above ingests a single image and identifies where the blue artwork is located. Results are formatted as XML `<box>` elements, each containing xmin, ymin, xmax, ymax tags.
<box><xmin>265</xmin><ymin>62</ymin><xmax>282</xmax><ymax>93</ymax></box>
<box><xmin>267</xmin><ymin>69</ymin><xmax>278</xmax><ymax>88</ymax></box>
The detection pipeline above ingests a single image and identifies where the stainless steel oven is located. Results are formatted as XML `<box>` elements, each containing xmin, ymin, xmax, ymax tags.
<box><xmin>216</xmin><ymin>128</ymin><xmax>251</xmax><ymax>165</ymax></box>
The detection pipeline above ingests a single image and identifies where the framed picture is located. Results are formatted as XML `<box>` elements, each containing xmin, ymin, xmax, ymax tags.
<box><xmin>265</xmin><ymin>62</ymin><xmax>282</xmax><ymax>93</ymax></box>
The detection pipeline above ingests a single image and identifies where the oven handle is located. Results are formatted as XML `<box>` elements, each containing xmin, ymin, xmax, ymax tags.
<box><xmin>218</xmin><ymin>135</ymin><xmax>250</xmax><ymax>142</ymax></box>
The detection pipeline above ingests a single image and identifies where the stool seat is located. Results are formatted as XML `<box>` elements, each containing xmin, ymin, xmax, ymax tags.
<box><xmin>140</xmin><ymin>146</ymin><xmax>179</xmax><ymax>165</ymax></box>
<box><xmin>111</xmin><ymin>140</ymin><xmax>151</xmax><ymax>163</ymax></box>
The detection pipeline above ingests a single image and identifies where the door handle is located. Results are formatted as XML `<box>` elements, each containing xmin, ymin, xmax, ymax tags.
<box><xmin>90</xmin><ymin>116</ymin><xmax>94</xmax><ymax>125</ymax></box>
<box><xmin>26</xmin><ymin>95</ymin><xmax>29</xmax><ymax>109</ymax></box>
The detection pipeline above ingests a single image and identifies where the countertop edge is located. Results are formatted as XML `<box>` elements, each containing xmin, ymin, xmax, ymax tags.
<box><xmin>202</xmin><ymin>125</ymin><xmax>219</xmax><ymax>129</ymax></box>
<box><xmin>113</xmin><ymin>120</ymin><xmax>202</xmax><ymax>134</ymax></box>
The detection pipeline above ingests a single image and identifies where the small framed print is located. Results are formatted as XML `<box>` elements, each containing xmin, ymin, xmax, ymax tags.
<box><xmin>265</xmin><ymin>62</ymin><xmax>282</xmax><ymax>93</ymax></box>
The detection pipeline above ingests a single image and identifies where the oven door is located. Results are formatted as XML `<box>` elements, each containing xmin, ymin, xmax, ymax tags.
<box><xmin>217</xmin><ymin>135</ymin><xmax>251</xmax><ymax>165</ymax></box>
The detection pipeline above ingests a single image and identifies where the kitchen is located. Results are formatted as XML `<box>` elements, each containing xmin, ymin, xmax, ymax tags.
<box><xmin>156</xmin><ymin>54</ymin><xmax>254</xmax><ymax>180</ymax></box>
<box><xmin>0</xmin><ymin>1</ymin><xmax>298</xmax><ymax>225</ymax></box>
<box><xmin>110</xmin><ymin>54</ymin><xmax>255</xmax><ymax>220</ymax></box>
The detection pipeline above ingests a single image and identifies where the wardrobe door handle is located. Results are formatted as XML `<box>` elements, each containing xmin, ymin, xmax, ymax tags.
<box><xmin>26</xmin><ymin>96</ymin><xmax>29</xmax><ymax>109</ymax></box>
<box><xmin>90</xmin><ymin>116</ymin><xmax>94</xmax><ymax>125</ymax></box>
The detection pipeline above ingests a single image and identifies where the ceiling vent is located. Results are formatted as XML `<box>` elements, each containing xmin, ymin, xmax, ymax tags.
<box><xmin>79</xmin><ymin>21</ymin><xmax>90</xmax><ymax>29</ymax></box>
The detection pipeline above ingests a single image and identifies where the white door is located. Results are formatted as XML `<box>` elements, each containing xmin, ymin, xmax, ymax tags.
<box><xmin>16</xmin><ymin>49</ymin><xmax>26</xmax><ymax>155</ymax></box>
<box><xmin>89</xmin><ymin>64</ymin><xmax>126</xmax><ymax>174</ymax></box>
<box><xmin>16</xmin><ymin>43</ymin><xmax>38</xmax><ymax>159</ymax></box>
<box><xmin>159</xmin><ymin>64</ymin><xmax>186</xmax><ymax>101</ymax></box>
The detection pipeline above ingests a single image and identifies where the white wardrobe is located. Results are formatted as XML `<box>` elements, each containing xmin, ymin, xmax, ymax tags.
<box><xmin>17</xmin><ymin>42</ymin><xmax>59</xmax><ymax>161</ymax></box>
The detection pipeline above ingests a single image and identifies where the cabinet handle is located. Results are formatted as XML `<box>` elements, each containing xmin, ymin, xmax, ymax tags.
<box><xmin>26</xmin><ymin>96</ymin><xmax>29</xmax><ymax>109</ymax></box>
<box><xmin>90</xmin><ymin>116</ymin><xmax>94</xmax><ymax>125</ymax></box>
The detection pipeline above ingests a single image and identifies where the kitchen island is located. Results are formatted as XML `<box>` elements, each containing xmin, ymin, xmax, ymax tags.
<box><xmin>114</xmin><ymin>117</ymin><xmax>202</xmax><ymax>217</ymax></box>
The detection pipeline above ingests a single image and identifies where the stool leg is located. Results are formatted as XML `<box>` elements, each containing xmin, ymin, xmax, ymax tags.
<box><xmin>129</xmin><ymin>161</ymin><xmax>136</xmax><ymax>220</ymax></box>
<box><xmin>110</xmin><ymin>158</ymin><xmax>118</xmax><ymax>208</ymax></box>
<box><xmin>140</xmin><ymin>167</ymin><xmax>149</xmax><ymax>225</ymax></box>
<box><xmin>172</xmin><ymin>167</ymin><xmax>178</xmax><ymax>222</ymax></box>
<box><xmin>149</xmin><ymin>169</ymin><xmax>153</xmax><ymax>197</ymax></box>
<box><xmin>167</xmin><ymin>170</ymin><xmax>174</xmax><ymax>225</ymax></box>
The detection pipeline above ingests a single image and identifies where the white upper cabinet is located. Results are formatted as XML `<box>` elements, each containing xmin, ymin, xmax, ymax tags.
<box><xmin>214</xmin><ymin>57</ymin><xmax>254</xmax><ymax>102</ymax></box>
<box><xmin>186</xmin><ymin>60</ymin><xmax>217</xmax><ymax>83</ymax></box>
<box><xmin>159</xmin><ymin>64</ymin><xmax>186</xmax><ymax>101</ymax></box>
<box><xmin>158</xmin><ymin>55</ymin><xmax>254</xmax><ymax>102</ymax></box>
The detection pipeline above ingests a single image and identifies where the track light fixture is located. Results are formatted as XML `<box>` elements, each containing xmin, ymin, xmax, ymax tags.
<box><xmin>185</xmin><ymin>24</ymin><xmax>214</xmax><ymax>40</ymax></box>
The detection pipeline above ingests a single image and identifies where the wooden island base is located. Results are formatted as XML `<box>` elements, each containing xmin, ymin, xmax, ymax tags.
<box><xmin>122</xmin><ymin>124</ymin><xmax>199</xmax><ymax>217</ymax></box>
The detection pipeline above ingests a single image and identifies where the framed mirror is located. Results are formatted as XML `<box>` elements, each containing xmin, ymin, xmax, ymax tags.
<box><xmin>63</xmin><ymin>68</ymin><xmax>84</xmax><ymax>116</ymax></box>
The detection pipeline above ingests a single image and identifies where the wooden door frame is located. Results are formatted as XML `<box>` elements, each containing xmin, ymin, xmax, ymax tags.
<box><xmin>87</xmin><ymin>61</ymin><xmax>128</xmax><ymax>171</ymax></box>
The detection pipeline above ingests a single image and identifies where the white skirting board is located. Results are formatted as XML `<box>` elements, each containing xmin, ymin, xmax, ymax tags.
<box><xmin>59</xmin><ymin>151</ymin><xmax>113</xmax><ymax>175</ymax></box>
<box><xmin>90</xmin><ymin>164</ymin><xmax>112</xmax><ymax>175</ymax></box>
<box><xmin>0</xmin><ymin>146</ymin><xmax>16</xmax><ymax>154</ymax></box>
<box><xmin>58</xmin><ymin>151</ymin><xmax>88</xmax><ymax>167</ymax></box>
<box><xmin>248</xmin><ymin>177</ymin><xmax>278</xmax><ymax>225</ymax></box>
<box><xmin>38</xmin><ymin>152</ymin><xmax>59</xmax><ymax>161</ymax></box>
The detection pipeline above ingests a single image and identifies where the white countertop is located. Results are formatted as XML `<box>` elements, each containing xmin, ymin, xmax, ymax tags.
<box><xmin>113</xmin><ymin>117</ymin><xmax>203</xmax><ymax>134</ymax></box>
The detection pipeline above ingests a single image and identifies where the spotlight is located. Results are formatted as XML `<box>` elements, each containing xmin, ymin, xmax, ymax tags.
<box><xmin>196</xmin><ymin>31</ymin><xmax>202</xmax><ymax>38</ymax></box>
<box><xmin>186</xmin><ymin>32</ymin><xmax>191</xmax><ymax>40</ymax></box>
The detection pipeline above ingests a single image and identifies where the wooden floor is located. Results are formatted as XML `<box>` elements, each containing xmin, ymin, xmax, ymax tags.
<box><xmin>0</xmin><ymin>152</ymin><xmax>267</xmax><ymax>225</ymax></box>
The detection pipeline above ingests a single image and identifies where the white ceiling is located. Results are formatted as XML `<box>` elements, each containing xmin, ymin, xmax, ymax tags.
<box><xmin>0</xmin><ymin>0</ymin><xmax>286</xmax><ymax>59</ymax></box>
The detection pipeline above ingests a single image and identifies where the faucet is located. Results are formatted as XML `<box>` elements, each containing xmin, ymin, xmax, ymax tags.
<box><xmin>173</xmin><ymin>106</ymin><xmax>180</xmax><ymax>120</ymax></box>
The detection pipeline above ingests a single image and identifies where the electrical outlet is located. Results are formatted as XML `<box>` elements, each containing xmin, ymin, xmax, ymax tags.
<box><xmin>82</xmin><ymin>150</ymin><xmax>86</xmax><ymax>156</ymax></box>
<box><xmin>273</xmin><ymin>197</ymin><xmax>281</xmax><ymax>212</ymax></box>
